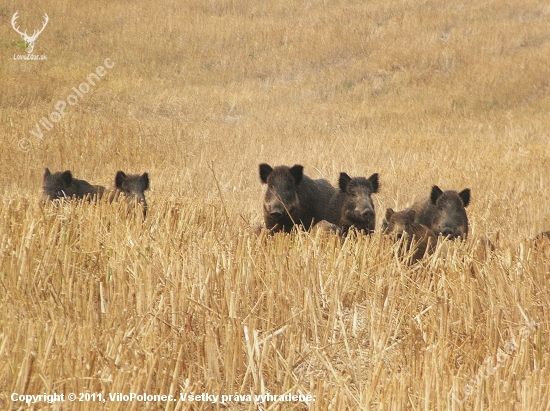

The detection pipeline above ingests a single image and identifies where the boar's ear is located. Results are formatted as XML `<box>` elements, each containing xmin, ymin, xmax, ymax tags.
<box><xmin>290</xmin><ymin>165</ymin><xmax>304</xmax><ymax>184</ymax></box>
<box><xmin>459</xmin><ymin>189</ymin><xmax>471</xmax><ymax>207</ymax></box>
<box><xmin>140</xmin><ymin>173</ymin><xmax>150</xmax><ymax>190</ymax></box>
<box><xmin>61</xmin><ymin>170</ymin><xmax>73</xmax><ymax>185</ymax></box>
<box><xmin>406</xmin><ymin>209</ymin><xmax>416</xmax><ymax>221</ymax></box>
<box><xmin>115</xmin><ymin>171</ymin><xmax>128</xmax><ymax>189</ymax></box>
<box><xmin>44</xmin><ymin>168</ymin><xmax>52</xmax><ymax>179</ymax></box>
<box><xmin>430</xmin><ymin>185</ymin><xmax>443</xmax><ymax>204</ymax></box>
<box><xmin>385</xmin><ymin>208</ymin><xmax>394</xmax><ymax>221</ymax></box>
<box><xmin>338</xmin><ymin>173</ymin><xmax>352</xmax><ymax>191</ymax></box>
<box><xmin>368</xmin><ymin>173</ymin><xmax>379</xmax><ymax>193</ymax></box>
<box><xmin>259</xmin><ymin>164</ymin><xmax>273</xmax><ymax>184</ymax></box>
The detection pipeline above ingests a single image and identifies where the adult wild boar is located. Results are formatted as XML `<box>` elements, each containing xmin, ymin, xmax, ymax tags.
<box><xmin>259</xmin><ymin>163</ymin><xmax>336</xmax><ymax>233</ymax></box>
<box><xmin>325</xmin><ymin>172</ymin><xmax>379</xmax><ymax>234</ymax></box>
<box><xmin>384</xmin><ymin>208</ymin><xmax>436</xmax><ymax>262</ymax></box>
<box><xmin>106</xmin><ymin>171</ymin><xmax>150</xmax><ymax>217</ymax></box>
<box><xmin>411</xmin><ymin>185</ymin><xmax>470</xmax><ymax>240</ymax></box>
<box><xmin>43</xmin><ymin>168</ymin><xmax>104</xmax><ymax>201</ymax></box>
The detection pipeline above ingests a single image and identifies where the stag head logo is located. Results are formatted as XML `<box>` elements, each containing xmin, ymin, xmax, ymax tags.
<box><xmin>11</xmin><ymin>11</ymin><xmax>49</xmax><ymax>54</ymax></box>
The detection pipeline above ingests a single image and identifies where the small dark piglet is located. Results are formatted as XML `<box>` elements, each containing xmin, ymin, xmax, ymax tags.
<box><xmin>384</xmin><ymin>208</ymin><xmax>437</xmax><ymax>263</ymax></box>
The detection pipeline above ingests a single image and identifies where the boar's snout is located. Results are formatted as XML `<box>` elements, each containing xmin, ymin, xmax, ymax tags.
<box><xmin>136</xmin><ymin>192</ymin><xmax>147</xmax><ymax>205</ymax></box>
<box><xmin>441</xmin><ymin>227</ymin><xmax>457</xmax><ymax>239</ymax></box>
<box><xmin>359</xmin><ymin>208</ymin><xmax>375</xmax><ymax>221</ymax></box>
<box><xmin>265</xmin><ymin>201</ymin><xmax>286</xmax><ymax>220</ymax></box>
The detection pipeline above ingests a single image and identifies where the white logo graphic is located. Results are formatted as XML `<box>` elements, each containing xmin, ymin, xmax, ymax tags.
<box><xmin>11</xmin><ymin>11</ymin><xmax>49</xmax><ymax>55</ymax></box>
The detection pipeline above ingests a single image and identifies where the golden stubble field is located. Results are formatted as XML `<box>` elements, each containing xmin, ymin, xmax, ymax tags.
<box><xmin>1</xmin><ymin>0</ymin><xmax>550</xmax><ymax>409</ymax></box>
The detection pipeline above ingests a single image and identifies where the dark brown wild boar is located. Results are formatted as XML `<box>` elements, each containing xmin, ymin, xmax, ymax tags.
<box><xmin>259</xmin><ymin>163</ymin><xmax>337</xmax><ymax>233</ymax></box>
<box><xmin>411</xmin><ymin>185</ymin><xmax>470</xmax><ymax>240</ymax></box>
<box><xmin>105</xmin><ymin>171</ymin><xmax>150</xmax><ymax>218</ymax></box>
<box><xmin>384</xmin><ymin>208</ymin><xmax>437</xmax><ymax>262</ymax></box>
<box><xmin>325</xmin><ymin>172</ymin><xmax>379</xmax><ymax>234</ymax></box>
<box><xmin>43</xmin><ymin>168</ymin><xmax>104</xmax><ymax>201</ymax></box>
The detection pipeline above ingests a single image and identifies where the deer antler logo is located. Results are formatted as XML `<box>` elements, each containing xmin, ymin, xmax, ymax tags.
<box><xmin>11</xmin><ymin>11</ymin><xmax>49</xmax><ymax>54</ymax></box>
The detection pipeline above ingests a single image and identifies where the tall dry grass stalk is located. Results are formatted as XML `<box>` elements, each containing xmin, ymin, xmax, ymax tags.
<box><xmin>1</xmin><ymin>0</ymin><xmax>550</xmax><ymax>409</ymax></box>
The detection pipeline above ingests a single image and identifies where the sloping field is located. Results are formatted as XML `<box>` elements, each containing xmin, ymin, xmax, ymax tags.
<box><xmin>1</xmin><ymin>0</ymin><xmax>550</xmax><ymax>409</ymax></box>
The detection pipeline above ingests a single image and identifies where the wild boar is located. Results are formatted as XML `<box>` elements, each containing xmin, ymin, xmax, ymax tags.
<box><xmin>411</xmin><ymin>185</ymin><xmax>470</xmax><ymax>240</ymax></box>
<box><xmin>43</xmin><ymin>168</ymin><xmax>104</xmax><ymax>201</ymax></box>
<box><xmin>384</xmin><ymin>208</ymin><xmax>437</xmax><ymax>263</ymax></box>
<box><xmin>106</xmin><ymin>171</ymin><xmax>150</xmax><ymax>218</ymax></box>
<box><xmin>259</xmin><ymin>163</ymin><xmax>337</xmax><ymax>233</ymax></box>
<box><xmin>325</xmin><ymin>172</ymin><xmax>379</xmax><ymax>234</ymax></box>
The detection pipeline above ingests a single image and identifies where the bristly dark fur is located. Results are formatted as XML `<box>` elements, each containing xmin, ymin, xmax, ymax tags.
<box><xmin>113</xmin><ymin>171</ymin><xmax>150</xmax><ymax>217</ymax></box>
<box><xmin>43</xmin><ymin>168</ymin><xmax>104</xmax><ymax>201</ymax></box>
<box><xmin>411</xmin><ymin>185</ymin><xmax>470</xmax><ymax>240</ymax></box>
<box><xmin>325</xmin><ymin>172</ymin><xmax>379</xmax><ymax>234</ymax></box>
<box><xmin>259</xmin><ymin>163</ymin><xmax>336</xmax><ymax>233</ymax></box>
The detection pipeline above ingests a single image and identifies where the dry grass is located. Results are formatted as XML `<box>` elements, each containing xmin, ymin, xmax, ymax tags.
<box><xmin>1</xmin><ymin>0</ymin><xmax>550</xmax><ymax>409</ymax></box>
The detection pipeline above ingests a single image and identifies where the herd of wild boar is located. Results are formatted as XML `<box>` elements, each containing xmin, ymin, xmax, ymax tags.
<box><xmin>42</xmin><ymin>164</ymin><xmax>549</xmax><ymax>262</ymax></box>
<box><xmin>258</xmin><ymin>163</ymin><xmax>471</xmax><ymax>262</ymax></box>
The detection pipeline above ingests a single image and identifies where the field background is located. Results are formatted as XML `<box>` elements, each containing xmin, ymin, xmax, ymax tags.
<box><xmin>1</xmin><ymin>0</ymin><xmax>550</xmax><ymax>409</ymax></box>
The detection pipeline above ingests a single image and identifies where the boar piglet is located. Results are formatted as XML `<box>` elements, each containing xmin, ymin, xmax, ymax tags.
<box><xmin>384</xmin><ymin>208</ymin><xmax>436</xmax><ymax>263</ymax></box>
